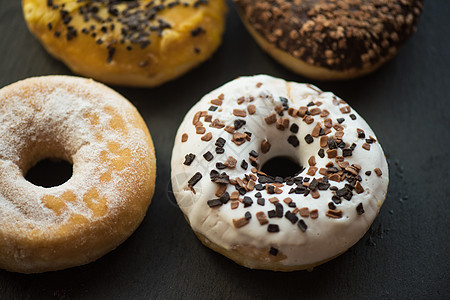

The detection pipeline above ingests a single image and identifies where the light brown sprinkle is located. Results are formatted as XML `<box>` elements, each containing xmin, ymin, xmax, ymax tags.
<box><xmin>247</xmin><ymin>104</ymin><xmax>256</xmax><ymax>115</ymax></box>
<box><xmin>303</xmin><ymin>115</ymin><xmax>314</xmax><ymax>124</ymax></box>
<box><xmin>355</xmin><ymin>181</ymin><xmax>364</xmax><ymax>194</ymax></box>
<box><xmin>320</xmin><ymin>136</ymin><xmax>328</xmax><ymax>148</ymax></box>
<box><xmin>261</xmin><ymin>139</ymin><xmax>271</xmax><ymax>153</ymax></box>
<box><xmin>233</xmin><ymin>217</ymin><xmax>249</xmax><ymax>228</ymax></box>
<box><xmin>311</xmin><ymin>123</ymin><xmax>322</xmax><ymax>138</ymax></box>
<box><xmin>231</xmin><ymin>202</ymin><xmax>239</xmax><ymax>210</ymax></box>
<box><xmin>224</xmin><ymin>156</ymin><xmax>237</xmax><ymax>168</ymax></box>
<box><xmin>308</xmin><ymin>156</ymin><xmax>316</xmax><ymax>166</ymax></box>
<box><xmin>215</xmin><ymin>184</ymin><xmax>227</xmax><ymax>197</ymax></box>
<box><xmin>362</xmin><ymin>143</ymin><xmax>371</xmax><ymax>150</ymax></box>
<box><xmin>181</xmin><ymin>133</ymin><xmax>188</xmax><ymax>142</ymax></box>
<box><xmin>269</xmin><ymin>197</ymin><xmax>279</xmax><ymax>203</ymax></box>
<box><xmin>300</xmin><ymin>207</ymin><xmax>310</xmax><ymax>217</ymax></box>
<box><xmin>233</xmin><ymin>109</ymin><xmax>247</xmax><ymax>117</ymax></box>
<box><xmin>264</xmin><ymin>113</ymin><xmax>277</xmax><ymax>125</ymax></box>
<box><xmin>340</xmin><ymin>106</ymin><xmax>351</xmax><ymax>114</ymax></box>
<box><xmin>327</xmin><ymin>149</ymin><xmax>338</xmax><ymax>158</ymax></box>
<box><xmin>298</xmin><ymin>106</ymin><xmax>308</xmax><ymax>117</ymax></box>
<box><xmin>374</xmin><ymin>168</ymin><xmax>383</xmax><ymax>176</ymax></box>
<box><xmin>196</xmin><ymin>127</ymin><xmax>206</xmax><ymax>134</ymax></box>
<box><xmin>309</xmin><ymin>107</ymin><xmax>321</xmax><ymax>116</ymax></box>
<box><xmin>283</xmin><ymin>197</ymin><xmax>293</xmax><ymax>204</ymax></box>
<box><xmin>256</xmin><ymin>211</ymin><xmax>269</xmax><ymax>225</ymax></box>
<box><xmin>307</xmin><ymin>166</ymin><xmax>318</xmax><ymax>176</ymax></box>
<box><xmin>201</xmin><ymin>132</ymin><xmax>212</xmax><ymax>141</ymax></box>
<box><xmin>326</xmin><ymin>209</ymin><xmax>343</xmax><ymax>219</ymax></box>
<box><xmin>230</xmin><ymin>191</ymin><xmax>240</xmax><ymax>200</ymax></box>
<box><xmin>310</xmin><ymin>209</ymin><xmax>319</xmax><ymax>219</ymax></box>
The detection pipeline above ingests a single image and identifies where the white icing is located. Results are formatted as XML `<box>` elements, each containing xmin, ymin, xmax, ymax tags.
<box><xmin>0</xmin><ymin>76</ymin><xmax>153</xmax><ymax>235</ymax></box>
<box><xmin>171</xmin><ymin>75</ymin><xmax>389</xmax><ymax>267</ymax></box>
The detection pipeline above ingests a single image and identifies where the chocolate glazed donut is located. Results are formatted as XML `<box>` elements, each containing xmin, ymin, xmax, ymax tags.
<box><xmin>234</xmin><ymin>0</ymin><xmax>423</xmax><ymax>80</ymax></box>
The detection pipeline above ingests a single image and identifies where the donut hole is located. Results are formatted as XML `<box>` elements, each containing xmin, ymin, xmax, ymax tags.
<box><xmin>25</xmin><ymin>158</ymin><xmax>73</xmax><ymax>188</ymax></box>
<box><xmin>260</xmin><ymin>156</ymin><xmax>303</xmax><ymax>179</ymax></box>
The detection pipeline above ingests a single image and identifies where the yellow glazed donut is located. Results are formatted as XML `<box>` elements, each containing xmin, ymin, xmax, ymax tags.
<box><xmin>22</xmin><ymin>0</ymin><xmax>227</xmax><ymax>87</ymax></box>
<box><xmin>0</xmin><ymin>76</ymin><xmax>156</xmax><ymax>273</ymax></box>
<box><xmin>234</xmin><ymin>0</ymin><xmax>423</xmax><ymax>80</ymax></box>
<box><xmin>171</xmin><ymin>75</ymin><xmax>389</xmax><ymax>271</ymax></box>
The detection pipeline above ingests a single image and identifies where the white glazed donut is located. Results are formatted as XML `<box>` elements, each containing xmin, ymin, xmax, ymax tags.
<box><xmin>171</xmin><ymin>75</ymin><xmax>388</xmax><ymax>271</ymax></box>
<box><xmin>0</xmin><ymin>76</ymin><xmax>156</xmax><ymax>273</ymax></box>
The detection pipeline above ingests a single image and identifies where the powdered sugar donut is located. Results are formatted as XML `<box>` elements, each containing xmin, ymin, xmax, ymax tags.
<box><xmin>0</xmin><ymin>76</ymin><xmax>156</xmax><ymax>273</ymax></box>
<box><xmin>171</xmin><ymin>75</ymin><xmax>388</xmax><ymax>271</ymax></box>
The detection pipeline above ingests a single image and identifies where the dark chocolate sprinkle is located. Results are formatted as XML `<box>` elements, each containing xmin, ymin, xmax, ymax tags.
<box><xmin>350</xmin><ymin>114</ymin><xmax>357</xmax><ymax>120</ymax></box>
<box><xmin>215</xmin><ymin>137</ymin><xmax>226</xmax><ymax>148</ymax></box>
<box><xmin>328</xmin><ymin>138</ymin><xmax>338</xmax><ymax>149</ymax></box>
<box><xmin>268</xmin><ymin>224</ymin><xmax>280</xmax><ymax>233</ymax></box>
<box><xmin>328</xmin><ymin>202</ymin><xmax>336</xmax><ymax>210</ymax></box>
<box><xmin>220</xmin><ymin>192</ymin><xmax>230</xmax><ymax>204</ymax></box>
<box><xmin>268</xmin><ymin>210</ymin><xmax>276</xmax><ymax>218</ymax></box>
<box><xmin>183</xmin><ymin>153</ymin><xmax>196</xmax><ymax>165</ymax></box>
<box><xmin>267</xmin><ymin>185</ymin><xmax>275</xmax><ymax>194</ymax></box>
<box><xmin>245</xmin><ymin>211</ymin><xmax>252</xmax><ymax>219</ymax></box>
<box><xmin>243</xmin><ymin>196</ymin><xmax>253</xmax><ymax>207</ymax></box>
<box><xmin>356</xmin><ymin>203</ymin><xmax>365</xmax><ymax>215</ymax></box>
<box><xmin>203</xmin><ymin>151</ymin><xmax>213</xmax><ymax>161</ymax></box>
<box><xmin>305</xmin><ymin>134</ymin><xmax>313</xmax><ymax>144</ymax></box>
<box><xmin>365</xmin><ymin>171</ymin><xmax>372</xmax><ymax>176</ymax></box>
<box><xmin>290</xmin><ymin>123</ymin><xmax>299</xmax><ymax>133</ymax></box>
<box><xmin>285</xmin><ymin>211</ymin><xmax>299</xmax><ymax>224</ymax></box>
<box><xmin>255</xmin><ymin>192</ymin><xmax>262</xmax><ymax>198</ymax></box>
<box><xmin>288</xmin><ymin>135</ymin><xmax>300</xmax><ymax>147</ymax></box>
<box><xmin>275</xmin><ymin>203</ymin><xmax>283</xmax><ymax>218</ymax></box>
<box><xmin>269</xmin><ymin>247</ymin><xmax>279</xmax><ymax>256</ymax></box>
<box><xmin>297</xmin><ymin>220</ymin><xmax>308</xmax><ymax>232</ymax></box>
<box><xmin>234</xmin><ymin>119</ymin><xmax>246</xmax><ymax>130</ymax></box>
<box><xmin>249</xmin><ymin>150</ymin><xmax>259</xmax><ymax>158</ymax></box>
<box><xmin>207</xmin><ymin>199</ymin><xmax>222</xmax><ymax>208</ymax></box>
<box><xmin>332</xmin><ymin>195</ymin><xmax>342</xmax><ymax>204</ymax></box>
<box><xmin>215</xmin><ymin>147</ymin><xmax>224</xmax><ymax>154</ymax></box>
<box><xmin>241</xmin><ymin>160</ymin><xmax>248</xmax><ymax>170</ymax></box>
<box><xmin>210</xmin><ymin>171</ymin><xmax>230</xmax><ymax>184</ymax></box>
<box><xmin>255</xmin><ymin>184</ymin><xmax>264</xmax><ymax>191</ymax></box>
<box><xmin>343</xmin><ymin>149</ymin><xmax>353</xmax><ymax>157</ymax></box>
<box><xmin>257</xmin><ymin>198</ymin><xmax>265</xmax><ymax>206</ymax></box>
<box><xmin>216</xmin><ymin>162</ymin><xmax>227</xmax><ymax>169</ymax></box>
<box><xmin>288</xmin><ymin>201</ymin><xmax>297</xmax><ymax>208</ymax></box>
<box><xmin>209</xmin><ymin>106</ymin><xmax>218</xmax><ymax>111</ymax></box>
<box><xmin>188</xmin><ymin>172</ymin><xmax>202</xmax><ymax>187</ymax></box>
<box><xmin>190</xmin><ymin>26</ymin><xmax>205</xmax><ymax>37</ymax></box>
<box><xmin>318</xmin><ymin>148</ymin><xmax>325</xmax><ymax>158</ymax></box>
<box><xmin>337</xmin><ymin>118</ymin><xmax>345</xmax><ymax>124</ymax></box>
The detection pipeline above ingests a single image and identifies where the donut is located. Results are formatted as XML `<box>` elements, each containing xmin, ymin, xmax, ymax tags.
<box><xmin>0</xmin><ymin>76</ymin><xmax>156</xmax><ymax>273</ymax></box>
<box><xmin>234</xmin><ymin>0</ymin><xmax>423</xmax><ymax>80</ymax></box>
<box><xmin>22</xmin><ymin>0</ymin><xmax>227</xmax><ymax>87</ymax></box>
<box><xmin>171</xmin><ymin>75</ymin><xmax>388</xmax><ymax>271</ymax></box>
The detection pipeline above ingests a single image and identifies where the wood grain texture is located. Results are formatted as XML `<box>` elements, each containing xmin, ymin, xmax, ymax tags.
<box><xmin>0</xmin><ymin>0</ymin><xmax>449</xmax><ymax>298</ymax></box>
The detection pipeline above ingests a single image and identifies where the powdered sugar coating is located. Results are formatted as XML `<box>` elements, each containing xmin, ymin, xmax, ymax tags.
<box><xmin>0</xmin><ymin>76</ymin><xmax>155</xmax><ymax>273</ymax></box>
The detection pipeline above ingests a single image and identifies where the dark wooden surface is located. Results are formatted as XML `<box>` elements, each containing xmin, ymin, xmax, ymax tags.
<box><xmin>1</xmin><ymin>0</ymin><xmax>449</xmax><ymax>299</ymax></box>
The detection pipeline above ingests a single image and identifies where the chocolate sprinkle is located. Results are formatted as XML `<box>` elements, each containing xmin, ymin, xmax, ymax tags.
<box><xmin>305</xmin><ymin>134</ymin><xmax>313</xmax><ymax>144</ymax></box>
<box><xmin>188</xmin><ymin>172</ymin><xmax>202</xmax><ymax>187</ymax></box>
<box><xmin>356</xmin><ymin>203</ymin><xmax>365</xmax><ymax>215</ymax></box>
<box><xmin>269</xmin><ymin>247</ymin><xmax>278</xmax><ymax>256</ymax></box>
<box><xmin>288</xmin><ymin>135</ymin><xmax>300</xmax><ymax>147</ymax></box>
<box><xmin>203</xmin><ymin>151</ymin><xmax>213</xmax><ymax>161</ymax></box>
<box><xmin>297</xmin><ymin>220</ymin><xmax>308</xmax><ymax>232</ymax></box>
<box><xmin>267</xmin><ymin>224</ymin><xmax>280</xmax><ymax>233</ymax></box>
<box><xmin>257</xmin><ymin>198</ymin><xmax>265</xmax><ymax>206</ymax></box>
<box><xmin>207</xmin><ymin>199</ymin><xmax>222</xmax><ymax>208</ymax></box>
<box><xmin>243</xmin><ymin>196</ymin><xmax>253</xmax><ymax>207</ymax></box>
<box><xmin>183</xmin><ymin>153</ymin><xmax>196</xmax><ymax>166</ymax></box>
<box><xmin>285</xmin><ymin>211</ymin><xmax>299</xmax><ymax>224</ymax></box>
